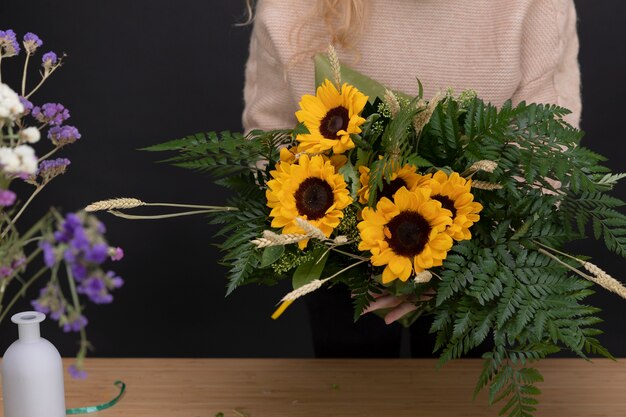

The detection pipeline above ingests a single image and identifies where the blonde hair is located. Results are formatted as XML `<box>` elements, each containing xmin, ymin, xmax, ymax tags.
<box><xmin>243</xmin><ymin>0</ymin><xmax>368</xmax><ymax>51</ymax></box>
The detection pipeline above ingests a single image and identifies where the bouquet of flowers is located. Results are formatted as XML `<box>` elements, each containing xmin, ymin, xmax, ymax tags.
<box><xmin>89</xmin><ymin>48</ymin><xmax>626</xmax><ymax>416</ymax></box>
<box><xmin>0</xmin><ymin>29</ymin><xmax>123</xmax><ymax>378</ymax></box>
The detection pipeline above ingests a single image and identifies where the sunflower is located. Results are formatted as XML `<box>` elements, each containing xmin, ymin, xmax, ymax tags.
<box><xmin>295</xmin><ymin>80</ymin><xmax>368</xmax><ymax>155</ymax></box>
<box><xmin>266</xmin><ymin>154</ymin><xmax>352</xmax><ymax>249</ymax></box>
<box><xmin>358</xmin><ymin>187</ymin><xmax>454</xmax><ymax>284</ymax></box>
<box><xmin>425</xmin><ymin>171</ymin><xmax>483</xmax><ymax>241</ymax></box>
<box><xmin>357</xmin><ymin>163</ymin><xmax>428</xmax><ymax>204</ymax></box>
<box><xmin>279</xmin><ymin>146</ymin><xmax>348</xmax><ymax>171</ymax></box>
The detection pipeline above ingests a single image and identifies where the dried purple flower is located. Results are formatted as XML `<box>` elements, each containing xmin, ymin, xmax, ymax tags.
<box><xmin>68</xmin><ymin>364</ymin><xmax>87</xmax><ymax>379</ymax></box>
<box><xmin>0</xmin><ymin>29</ymin><xmax>20</xmax><ymax>57</ymax></box>
<box><xmin>0</xmin><ymin>189</ymin><xmax>16</xmax><ymax>207</ymax></box>
<box><xmin>47</xmin><ymin>125</ymin><xmax>81</xmax><ymax>146</ymax></box>
<box><xmin>23</xmin><ymin>32</ymin><xmax>42</xmax><ymax>54</ymax></box>
<box><xmin>32</xmin><ymin>103</ymin><xmax>70</xmax><ymax>126</ymax></box>
<box><xmin>42</xmin><ymin>51</ymin><xmax>57</xmax><ymax>66</ymax></box>
<box><xmin>38</xmin><ymin>157</ymin><xmax>70</xmax><ymax>183</ymax></box>
<box><xmin>31</xmin><ymin>284</ymin><xmax>66</xmax><ymax>320</ymax></box>
<box><xmin>62</xmin><ymin>312</ymin><xmax>88</xmax><ymax>333</ymax></box>
<box><xmin>109</xmin><ymin>247</ymin><xmax>124</xmax><ymax>261</ymax></box>
<box><xmin>19</xmin><ymin>96</ymin><xmax>33</xmax><ymax>116</ymax></box>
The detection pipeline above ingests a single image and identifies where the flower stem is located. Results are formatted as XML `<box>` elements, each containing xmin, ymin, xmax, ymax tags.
<box><xmin>0</xmin><ymin>247</ymin><xmax>43</xmax><ymax>317</ymax></box>
<box><xmin>144</xmin><ymin>202</ymin><xmax>237</xmax><ymax>210</ymax></box>
<box><xmin>38</xmin><ymin>146</ymin><xmax>62</xmax><ymax>162</ymax></box>
<box><xmin>107</xmin><ymin>208</ymin><xmax>232</xmax><ymax>220</ymax></box>
<box><xmin>0</xmin><ymin>186</ymin><xmax>44</xmax><ymax>240</ymax></box>
<box><xmin>25</xmin><ymin>63</ymin><xmax>60</xmax><ymax>100</ymax></box>
<box><xmin>21</xmin><ymin>53</ymin><xmax>30</xmax><ymax>96</ymax></box>
<box><xmin>0</xmin><ymin>263</ymin><xmax>47</xmax><ymax>325</ymax></box>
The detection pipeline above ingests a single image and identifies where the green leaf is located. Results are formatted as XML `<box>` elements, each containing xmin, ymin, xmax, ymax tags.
<box><xmin>314</xmin><ymin>53</ymin><xmax>411</xmax><ymax>103</ymax></box>
<box><xmin>292</xmin><ymin>247</ymin><xmax>329</xmax><ymax>289</ymax></box>
<box><xmin>260</xmin><ymin>246</ymin><xmax>285</xmax><ymax>268</ymax></box>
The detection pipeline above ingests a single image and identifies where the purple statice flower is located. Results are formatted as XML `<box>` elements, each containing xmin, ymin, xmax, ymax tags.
<box><xmin>47</xmin><ymin>125</ymin><xmax>81</xmax><ymax>146</ymax></box>
<box><xmin>54</xmin><ymin>212</ymin><xmax>82</xmax><ymax>243</ymax></box>
<box><xmin>109</xmin><ymin>247</ymin><xmax>124</xmax><ymax>261</ymax></box>
<box><xmin>63</xmin><ymin>312</ymin><xmax>88</xmax><ymax>333</ymax></box>
<box><xmin>0</xmin><ymin>29</ymin><xmax>20</xmax><ymax>57</ymax></box>
<box><xmin>11</xmin><ymin>256</ymin><xmax>26</xmax><ymax>269</ymax></box>
<box><xmin>31</xmin><ymin>284</ymin><xmax>66</xmax><ymax>320</ymax></box>
<box><xmin>38</xmin><ymin>158</ymin><xmax>70</xmax><ymax>183</ymax></box>
<box><xmin>40</xmin><ymin>241</ymin><xmax>58</xmax><ymax>267</ymax></box>
<box><xmin>68</xmin><ymin>364</ymin><xmax>87</xmax><ymax>379</ymax></box>
<box><xmin>23</xmin><ymin>32</ymin><xmax>42</xmax><ymax>54</ymax></box>
<box><xmin>84</xmin><ymin>243</ymin><xmax>108</xmax><ymax>264</ymax></box>
<box><xmin>78</xmin><ymin>276</ymin><xmax>112</xmax><ymax>304</ymax></box>
<box><xmin>0</xmin><ymin>189</ymin><xmax>16</xmax><ymax>207</ymax></box>
<box><xmin>42</xmin><ymin>51</ymin><xmax>57</xmax><ymax>66</ymax></box>
<box><xmin>19</xmin><ymin>96</ymin><xmax>33</xmax><ymax>116</ymax></box>
<box><xmin>0</xmin><ymin>266</ymin><xmax>11</xmax><ymax>278</ymax></box>
<box><xmin>32</xmin><ymin>103</ymin><xmax>70</xmax><ymax>126</ymax></box>
<box><xmin>106</xmin><ymin>270</ymin><xmax>124</xmax><ymax>289</ymax></box>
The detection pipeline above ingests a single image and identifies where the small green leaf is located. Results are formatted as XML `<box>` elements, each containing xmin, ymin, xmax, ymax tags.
<box><xmin>292</xmin><ymin>247</ymin><xmax>329</xmax><ymax>289</ymax></box>
<box><xmin>260</xmin><ymin>246</ymin><xmax>285</xmax><ymax>268</ymax></box>
<box><xmin>314</xmin><ymin>54</ymin><xmax>411</xmax><ymax>103</ymax></box>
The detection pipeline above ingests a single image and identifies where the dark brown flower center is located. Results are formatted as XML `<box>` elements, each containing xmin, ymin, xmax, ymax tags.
<box><xmin>379</xmin><ymin>178</ymin><xmax>408</xmax><ymax>202</ymax></box>
<box><xmin>385</xmin><ymin>211</ymin><xmax>431</xmax><ymax>257</ymax></box>
<box><xmin>432</xmin><ymin>195</ymin><xmax>457</xmax><ymax>218</ymax></box>
<box><xmin>295</xmin><ymin>177</ymin><xmax>334</xmax><ymax>220</ymax></box>
<box><xmin>319</xmin><ymin>106</ymin><xmax>349</xmax><ymax>139</ymax></box>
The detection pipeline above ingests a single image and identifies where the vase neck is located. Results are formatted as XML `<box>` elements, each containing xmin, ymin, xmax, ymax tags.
<box><xmin>11</xmin><ymin>311</ymin><xmax>45</xmax><ymax>342</ymax></box>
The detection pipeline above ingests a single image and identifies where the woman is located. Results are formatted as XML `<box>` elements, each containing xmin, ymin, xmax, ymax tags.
<box><xmin>242</xmin><ymin>0</ymin><xmax>581</xmax><ymax>357</ymax></box>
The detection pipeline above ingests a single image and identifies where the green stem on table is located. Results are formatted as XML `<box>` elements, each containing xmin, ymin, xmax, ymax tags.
<box><xmin>107</xmin><ymin>208</ymin><xmax>230</xmax><ymax>220</ymax></box>
<box><xmin>21</xmin><ymin>53</ymin><xmax>30</xmax><ymax>96</ymax></box>
<box><xmin>0</xmin><ymin>264</ymin><xmax>47</xmax><ymax>324</ymax></box>
<box><xmin>0</xmin><ymin>186</ymin><xmax>44</xmax><ymax>240</ymax></box>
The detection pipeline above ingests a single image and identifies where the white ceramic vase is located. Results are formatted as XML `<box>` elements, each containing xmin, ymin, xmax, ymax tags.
<box><xmin>1</xmin><ymin>311</ymin><xmax>66</xmax><ymax>417</ymax></box>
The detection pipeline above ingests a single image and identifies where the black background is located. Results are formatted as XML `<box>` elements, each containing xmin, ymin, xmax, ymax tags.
<box><xmin>0</xmin><ymin>1</ymin><xmax>624</xmax><ymax>359</ymax></box>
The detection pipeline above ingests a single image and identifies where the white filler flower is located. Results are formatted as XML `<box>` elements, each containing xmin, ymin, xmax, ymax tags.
<box><xmin>0</xmin><ymin>145</ymin><xmax>38</xmax><ymax>174</ymax></box>
<box><xmin>0</xmin><ymin>83</ymin><xmax>24</xmax><ymax>122</ymax></box>
<box><xmin>19</xmin><ymin>127</ymin><xmax>41</xmax><ymax>144</ymax></box>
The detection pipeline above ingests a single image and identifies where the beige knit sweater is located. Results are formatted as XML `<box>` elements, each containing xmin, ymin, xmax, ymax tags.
<box><xmin>243</xmin><ymin>0</ymin><xmax>581</xmax><ymax>131</ymax></box>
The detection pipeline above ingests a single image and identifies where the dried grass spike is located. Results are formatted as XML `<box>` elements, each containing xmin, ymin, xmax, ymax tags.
<box><xmin>282</xmin><ymin>277</ymin><xmax>332</xmax><ymax>302</ymax></box>
<box><xmin>469</xmin><ymin>160</ymin><xmax>498</xmax><ymax>174</ymax></box>
<box><xmin>384</xmin><ymin>89</ymin><xmax>400</xmax><ymax>117</ymax></box>
<box><xmin>414</xmin><ymin>271</ymin><xmax>433</xmax><ymax>284</ymax></box>
<box><xmin>328</xmin><ymin>44</ymin><xmax>342</xmax><ymax>89</ymax></box>
<box><xmin>581</xmin><ymin>261</ymin><xmax>626</xmax><ymax>299</ymax></box>
<box><xmin>85</xmin><ymin>198</ymin><xmax>145</xmax><ymax>212</ymax></box>
<box><xmin>471</xmin><ymin>181</ymin><xmax>503</xmax><ymax>191</ymax></box>
<box><xmin>296</xmin><ymin>217</ymin><xmax>327</xmax><ymax>241</ymax></box>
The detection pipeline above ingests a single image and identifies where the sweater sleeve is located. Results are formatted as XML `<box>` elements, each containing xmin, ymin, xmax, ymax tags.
<box><xmin>242</xmin><ymin>8</ymin><xmax>298</xmax><ymax>132</ymax></box>
<box><xmin>511</xmin><ymin>0</ymin><xmax>581</xmax><ymax>127</ymax></box>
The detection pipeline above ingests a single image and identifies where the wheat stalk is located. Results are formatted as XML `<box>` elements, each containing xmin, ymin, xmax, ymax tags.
<box><xmin>328</xmin><ymin>44</ymin><xmax>342</xmax><ymax>89</ymax></box>
<box><xmin>295</xmin><ymin>217</ymin><xmax>327</xmax><ymax>241</ymax></box>
<box><xmin>85</xmin><ymin>198</ymin><xmax>145</xmax><ymax>212</ymax></box>
<box><xmin>581</xmin><ymin>261</ymin><xmax>626</xmax><ymax>299</ymax></box>
<box><xmin>414</xmin><ymin>271</ymin><xmax>433</xmax><ymax>284</ymax></box>
<box><xmin>251</xmin><ymin>230</ymin><xmax>308</xmax><ymax>248</ymax></box>
<box><xmin>471</xmin><ymin>180</ymin><xmax>503</xmax><ymax>190</ymax></box>
<box><xmin>471</xmin><ymin>160</ymin><xmax>498</xmax><ymax>173</ymax></box>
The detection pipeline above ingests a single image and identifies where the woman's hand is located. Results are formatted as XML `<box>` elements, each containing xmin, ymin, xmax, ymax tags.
<box><xmin>362</xmin><ymin>289</ymin><xmax>435</xmax><ymax>324</ymax></box>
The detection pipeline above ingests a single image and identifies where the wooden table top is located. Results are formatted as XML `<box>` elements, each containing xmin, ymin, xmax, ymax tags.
<box><xmin>1</xmin><ymin>358</ymin><xmax>625</xmax><ymax>417</ymax></box>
